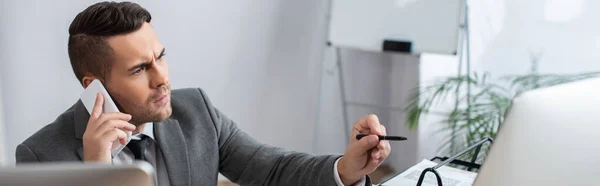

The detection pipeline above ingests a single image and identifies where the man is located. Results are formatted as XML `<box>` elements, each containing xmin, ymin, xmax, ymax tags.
<box><xmin>15</xmin><ymin>2</ymin><xmax>391</xmax><ymax>186</ymax></box>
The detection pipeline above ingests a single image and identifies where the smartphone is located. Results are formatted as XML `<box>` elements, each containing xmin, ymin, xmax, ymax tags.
<box><xmin>80</xmin><ymin>79</ymin><xmax>132</xmax><ymax>156</ymax></box>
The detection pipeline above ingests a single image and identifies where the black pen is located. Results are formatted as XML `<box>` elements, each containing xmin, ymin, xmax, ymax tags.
<box><xmin>356</xmin><ymin>134</ymin><xmax>407</xmax><ymax>141</ymax></box>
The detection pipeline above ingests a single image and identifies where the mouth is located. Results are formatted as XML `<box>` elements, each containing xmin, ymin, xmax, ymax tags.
<box><xmin>153</xmin><ymin>94</ymin><xmax>169</xmax><ymax>105</ymax></box>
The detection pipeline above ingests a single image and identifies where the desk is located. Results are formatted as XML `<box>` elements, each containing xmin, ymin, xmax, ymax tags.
<box><xmin>379</xmin><ymin>159</ymin><xmax>477</xmax><ymax>186</ymax></box>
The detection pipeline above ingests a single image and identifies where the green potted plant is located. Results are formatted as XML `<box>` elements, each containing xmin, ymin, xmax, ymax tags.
<box><xmin>406</xmin><ymin>60</ymin><xmax>600</xmax><ymax>162</ymax></box>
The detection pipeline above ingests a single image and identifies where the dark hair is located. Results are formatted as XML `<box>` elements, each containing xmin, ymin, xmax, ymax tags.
<box><xmin>68</xmin><ymin>1</ymin><xmax>151</xmax><ymax>84</ymax></box>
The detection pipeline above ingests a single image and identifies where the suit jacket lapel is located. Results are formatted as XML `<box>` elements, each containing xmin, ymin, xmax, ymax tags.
<box><xmin>155</xmin><ymin>118</ymin><xmax>191</xmax><ymax>186</ymax></box>
<box><xmin>76</xmin><ymin>148</ymin><xmax>85</xmax><ymax>160</ymax></box>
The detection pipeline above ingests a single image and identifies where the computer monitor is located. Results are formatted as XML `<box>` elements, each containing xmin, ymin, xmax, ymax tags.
<box><xmin>0</xmin><ymin>161</ymin><xmax>154</xmax><ymax>186</ymax></box>
<box><xmin>474</xmin><ymin>77</ymin><xmax>600</xmax><ymax>185</ymax></box>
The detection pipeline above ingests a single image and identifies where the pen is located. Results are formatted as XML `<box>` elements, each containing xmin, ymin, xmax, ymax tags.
<box><xmin>356</xmin><ymin>134</ymin><xmax>407</xmax><ymax>141</ymax></box>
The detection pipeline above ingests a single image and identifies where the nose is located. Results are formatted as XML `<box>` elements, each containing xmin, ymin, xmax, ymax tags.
<box><xmin>149</xmin><ymin>61</ymin><xmax>169</xmax><ymax>89</ymax></box>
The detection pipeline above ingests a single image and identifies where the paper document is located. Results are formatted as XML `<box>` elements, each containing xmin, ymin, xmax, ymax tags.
<box><xmin>380</xmin><ymin>159</ymin><xmax>477</xmax><ymax>186</ymax></box>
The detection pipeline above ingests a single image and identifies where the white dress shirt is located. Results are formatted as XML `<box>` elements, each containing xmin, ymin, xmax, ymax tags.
<box><xmin>112</xmin><ymin>122</ymin><xmax>170</xmax><ymax>186</ymax></box>
<box><xmin>112</xmin><ymin>123</ymin><xmax>366</xmax><ymax>186</ymax></box>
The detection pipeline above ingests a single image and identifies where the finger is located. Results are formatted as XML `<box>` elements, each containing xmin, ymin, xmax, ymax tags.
<box><xmin>366</xmin><ymin>115</ymin><xmax>383</xmax><ymax>135</ymax></box>
<box><xmin>352</xmin><ymin>117</ymin><xmax>369</xmax><ymax>135</ymax></box>
<box><xmin>90</xmin><ymin>93</ymin><xmax>104</xmax><ymax>119</ymax></box>
<box><xmin>378</xmin><ymin>141</ymin><xmax>386</xmax><ymax>150</ymax></box>
<box><xmin>358</xmin><ymin>114</ymin><xmax>383</xmax><ymax>135</ymax></box>
<box><xmin>380</xmin><ymin>141</ymin><xmax>391</xmax><ymax>160</ymax></box>
<box><xmin>351</xmin><ymin>135</ymin><xmax>379</xmax><ymax>157</ymax></box>
<box><xmin>96</xmin><ymin>120</ymin><xmax>136</xmax><ymax>136</ymax></box>
<box><xmin>371</xmin><ymin>149</ymin><xmax>381</xmax><ymax>159</ymax></box>
<box><xmin>97</xmin><ymin>112</ymin><xmax>132</xmax><ymax>123</ymax></box>
<box><xmin>373</xmin><ymin>142</ymin><xmax>390</xmax><ymax>163</ymax></box>
<box><xmin>381</xmin><ymin>125</ymin><xmax>387</xmax><ymax>135</ymax></box>
<box><xmin>120</xmin><ymin>137</ymin><xmax>128</xmax><ymax>145</ymax></box>
<box><xmin>102</xmin><ymin>128</ymin><xmax>128</xmax><ymax>143</ymax></box>
<box><xmin>384</xmin><ymin>141</ymin><xmax>391</xmax><ymax>156</ymax></box>
<box><xmin>377</xmin><ymin>155</ymin><xmax>386</xmax><ymax>164</ymax></box>
<box><xmin>365</xmin><ymin>156</ymin><xmax>381</xmax><ymax>171</ymax></box>
<box><xmin>91</xmin><ymin>114</ymin><xmax>133</xmax><ymax>133</ymax></box>
<box><xmin>353</xmin><ymin>114</ymin><xmax>382</xmax><ymax>135</ymax></box>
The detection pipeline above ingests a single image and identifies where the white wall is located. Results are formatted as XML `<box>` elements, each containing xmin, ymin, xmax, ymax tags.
<box><xmin>315</xmin><ymin>47</ymin><xmax>421</xmax><ymax>172</ymax></box>
<box><xmin>0</xmin><ymin>0</ymin><xmax>330</xmax><ymax>164</ymax></box>
<box><xmin>0</xmin><ymin>74</ymin><xmax>4</xmax><ymax>164</ymax></box>
<box><xmin>476</xmin><ymin>0</ymin><xmax>600</xmax><ymax>75</ymax></box>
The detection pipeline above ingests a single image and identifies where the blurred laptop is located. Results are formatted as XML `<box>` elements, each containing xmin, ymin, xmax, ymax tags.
<box><xmin>0</xmin><ymin>161</ymin><xmax>154</xmax><ymax>186</ymax></box>
<box><xmin>474</xmin><ymin>77</ymin><xmax>600</xmax><ymax>185</ymax></box>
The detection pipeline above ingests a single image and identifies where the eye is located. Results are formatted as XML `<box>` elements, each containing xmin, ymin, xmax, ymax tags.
<box><xmin>133</xmin><ymin>67</ymin><xmax>146</xmax><ymax>75</ymax></box>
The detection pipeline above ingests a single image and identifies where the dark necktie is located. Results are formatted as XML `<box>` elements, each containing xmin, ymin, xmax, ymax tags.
<box><xmin>126</xmin><ymin>135</ymin><xmax>150</xmax><ymax>160</ymax></box>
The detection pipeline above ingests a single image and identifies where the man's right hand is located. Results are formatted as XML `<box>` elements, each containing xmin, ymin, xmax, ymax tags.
<box><xmin>82</xmin><ymin>93</ymin><xmax>136</xmax><ymax>163</ymax></box>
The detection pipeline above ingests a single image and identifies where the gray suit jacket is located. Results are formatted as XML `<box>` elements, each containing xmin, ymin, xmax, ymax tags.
<box><xmin>16</xmin><ymin>88</ymin><xmax>360</xmax><ymax>186</ymax></box>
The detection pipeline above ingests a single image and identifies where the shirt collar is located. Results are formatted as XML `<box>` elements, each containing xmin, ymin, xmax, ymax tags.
<box><xmin>131</xmin><ymin>122</ymin><xmax>155</xmax><ymax>140</ymax></box>
<box><xmin>111</xmin><ymin>122</ymin><xmax>154</xmax><ymax>157</ymax></box>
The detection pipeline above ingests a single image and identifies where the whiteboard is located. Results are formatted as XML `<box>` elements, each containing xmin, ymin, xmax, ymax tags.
<box><xmin>328</xmin><ymin>0</ymin><xmax>464</xmax><ymax>55</ymax></box>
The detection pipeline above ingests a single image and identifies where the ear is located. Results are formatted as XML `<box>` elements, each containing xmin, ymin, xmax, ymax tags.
<box><xmin>81</xmin><ymin>75</ymin><xmax>96</xmax><ymax>88</ymax></box>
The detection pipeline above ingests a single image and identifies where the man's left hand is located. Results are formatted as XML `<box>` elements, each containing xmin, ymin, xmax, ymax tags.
<box><xmin>337</xmin><ymin>114</ymin><xmax>391</xmax><ymax>185</ymax></box>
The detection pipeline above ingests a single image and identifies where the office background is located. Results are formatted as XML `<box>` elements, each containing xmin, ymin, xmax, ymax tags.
<box><xmin>1</xmin><ymin>0</ymin><xmax>599</xmax><ymax>177</ymax></box>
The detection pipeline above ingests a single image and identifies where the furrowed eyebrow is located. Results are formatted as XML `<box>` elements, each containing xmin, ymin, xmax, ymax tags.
<box><xmin>127</xmin><ymin>61</ymin><xmax>151</xmax><ymax>72</ymax></box>
<box><xmin>157</xmin><ymin>48</ymin><xmax>166</xmax><ymax>59</ymax></box>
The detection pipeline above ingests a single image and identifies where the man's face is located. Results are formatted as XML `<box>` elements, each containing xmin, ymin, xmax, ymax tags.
<box><xmin>103</xmin><ymin>22</ymin><xmax>171</xmax><ymax>124</ymax></box>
